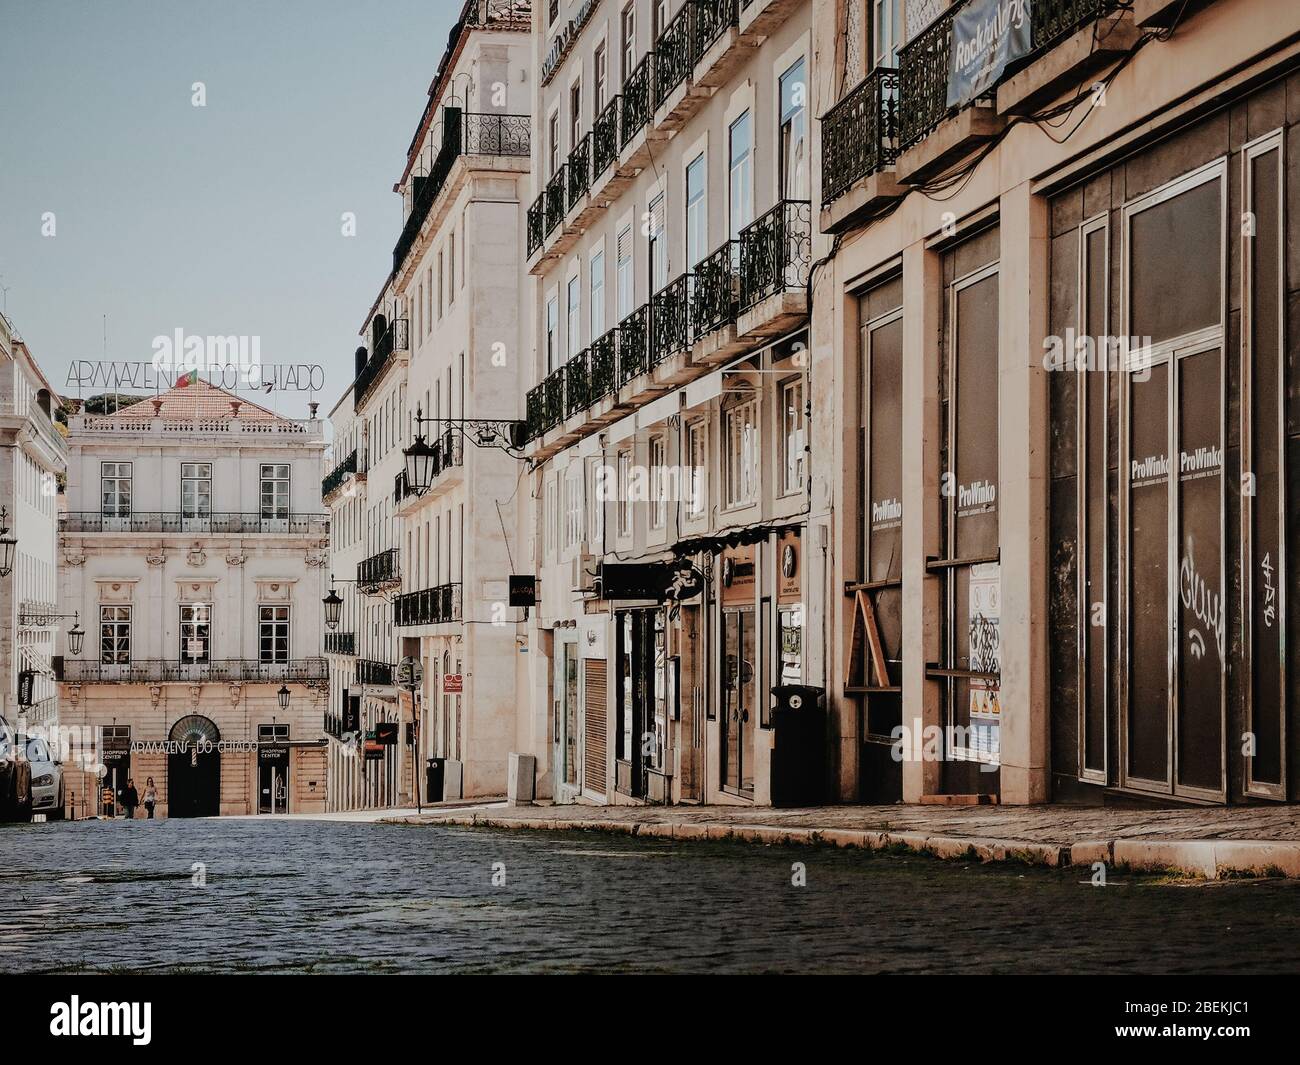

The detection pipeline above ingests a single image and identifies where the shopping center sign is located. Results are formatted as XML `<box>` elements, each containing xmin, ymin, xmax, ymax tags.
<box><xmin>947</xmin><ymin>0</ymin><xmax>1032</xmax><ymax>109</ymax></box>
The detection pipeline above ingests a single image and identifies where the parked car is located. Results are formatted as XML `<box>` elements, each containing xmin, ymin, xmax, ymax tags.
<box><xmin>24</xmin><ymin>734</ymin><xmax>64</xmax><ymax>820</ymax></box>
<box><xmin>0</xmin><ymin>716</ymin><xmax>32</xmax><ymax>823</ymax></box>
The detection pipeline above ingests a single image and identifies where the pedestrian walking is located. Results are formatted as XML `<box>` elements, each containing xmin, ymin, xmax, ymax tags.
<box><xmin>143</xmin><ymin>777</ymin><xmax>158</xmax><ymax>819</ymax></box>
<box><xmin>121</xmin><ymin>779</ymin><xmax>139</xmax><ymax>820</ymax></box>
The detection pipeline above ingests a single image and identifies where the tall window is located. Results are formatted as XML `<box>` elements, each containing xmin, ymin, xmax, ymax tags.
<box><xmin>781</xmin><ymin>378</ymin><xmax>806</xmax><ymax>493</ymax></box>
<box><xmin>686</xmin><ymin>421</ymin><xmax>706</xmax><ymax>518</ymax></box>
<box><xmin>546</xmin><ymin>296</ymin><xmax>560</xmax><ymax>373</ymax></box>
<box><xmin>686</xmin><ymin>154</ymin><xmax>707</xmax><ymax>269</ymax></box>
<box><xmin>259</xmin><ymin>605</ymin><xmax>290</xmax><ymax>664</ymax></box>
<box><xmin>724</xmin><ymin>397</ymin><xmax>759</xmax><ymax>509</ymax></box>
<box><xmin>649</xmin><ymin>435</ymin><xmax>666</xmax><ymax>530</ymax></box>
<box><xmin>260</xmin><ymin>465</ymin><xmax>289</xmax><ymax>523</ymax></box>
<box><xmin>621</xmin><ymin>4</ymin><xmax>637</xmax><ymax>80</ymax></box>
<box><xmin>729</xmin><ymin>112</ymin><xmax>753</xmax><ymax>245</ymax></box>
<box><xmin>617</xmin><ymin>450</ymin><xmax>633</xmax><ymax>537</ymax></box>
<box><xmin>548</xmin><ymin>110</ymin><xmax>560</xmax><ymax>176</ymax></box>
<box><xmin>567</xmin><ymin>274</ymin><xmax>582</xmax><ymax>358</ymax></box>
<box><xmin>617</xmin><ymin>225</ymin><xmax>634</xmax><ymax>318</ymax></box>
<box><xmin>448</xmin><ymin>233</ymin><xmax>456</xmax><ymax>300</ymax></box>
<box><xmin>100</xmin><ymin>462</ymin><xmax>132</xmax><ymax>523</ymax></box>
<box><xmin>180</xmin><ymin>462</ymin><xmax>211</xmax><ymax>526</ymax></box>
<box><xmin>780</xmin><ymin>59</ymin><xmax>809</xmax><ymax>200</ymax></box>
<box><xmin>653</xmin><ymin>0</ymin><xmax>669</xmax><ymax>37</ymax></box>
<box><xmin>593</xmin><ymin>42</ymin><xmax>608</xmax><ymax>116</ymax></box>
<box><xmin>437</xmin><ymin>251</ymin><xmax>445</xmax><ymax>319</ymax></box>
<box><xmin>590</xmin><ymin>250</ymin><xmax>606</xmax><ymax>338</ymax></box>
<box><xmin>180</xmin><ymin>603</ymin><xmax>211</xmax><ymax>663</ymax></box>
<box><xmin>874</xmin><ymin>0</ymin><xmax>902</xmax><ymax>70</ymax></box>
<box><xmin>569</xmin><ymin>81</ymin><xmax>582</xmax><ymax>148</ymax></box>
<box><xmin>564</xmin><ymin>467</ymin><xmax>583</xmax><ymax>548</ymax></box>
<box><xmin>100</xmin><ymin>605</ymin><xmax>131</xmax><ymax>664</ymax></box>
<box><xmin>648</xmin><ymin>192</ymin><xmax>667</xmax><ymax>293</ymax></box>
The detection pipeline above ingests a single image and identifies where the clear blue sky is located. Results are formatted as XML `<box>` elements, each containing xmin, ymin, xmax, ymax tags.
<box><xmin>0</xmin><ymin>0</ymin><xmax>457</xmax><ymax>421</ymax></box>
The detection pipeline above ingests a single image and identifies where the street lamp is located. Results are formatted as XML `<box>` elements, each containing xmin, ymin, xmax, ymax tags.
<box><xmin>277</xmin><ymin>685</ymin><xmax>291</xmax><ymax>711</ymax></box>
<box><xmin>67</xmin><ymin>620</ymin><xmax>85</xmax><ymax>657</ymax></box>
<box><xmin>0</xmin><ymin>508</ymin><xmax>15</xmax><ymax>578</ymax></box>
<box><xmin>322</xmin><ymin>586</ymin><xmax>343</xmax><ymax>630</ymax></box>
<box><xmin>403</xmin><ymin>405</ymin><xmax>438</xmax><ymax>496</ymax></box>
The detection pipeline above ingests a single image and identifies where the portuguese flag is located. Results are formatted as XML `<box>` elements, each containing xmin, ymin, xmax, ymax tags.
<box><xmin>176</xmin><ymin>369</ymin><xmax>199</xmax><ymax>387</ymax></box>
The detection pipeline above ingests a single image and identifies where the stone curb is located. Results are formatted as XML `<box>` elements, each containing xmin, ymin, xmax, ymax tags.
<box><xmin>381</xmin><ymin>813</ymin><xmax>1300</xmax><ymax>878</ymax></box>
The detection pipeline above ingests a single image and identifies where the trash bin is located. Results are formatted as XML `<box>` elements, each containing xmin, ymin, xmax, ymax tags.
<box><xmin>769</xmin><ymin>684</ymin><xmax>826</xmax><ymax>808</ymax></box>
<box><xmin>426</xmin><ymin>758</ymin><xmax>445</xmax><ymax>803</ymax></box>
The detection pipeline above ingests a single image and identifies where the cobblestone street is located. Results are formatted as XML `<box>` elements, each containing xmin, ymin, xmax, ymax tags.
<box><xmin>4</xmin><ymin>817</ymin><xmax>1300</xmax><ymax>974</ymax></box>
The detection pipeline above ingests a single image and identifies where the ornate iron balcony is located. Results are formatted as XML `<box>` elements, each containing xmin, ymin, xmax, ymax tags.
<box><xmin>357</xmin><ymin>547</ymin><xmax>401</xmax><ymax>591</ymax></box>
<box><xmin>1037</xmin><ymin>0</ymin><xmax>1125</xmax><ymax>56</ymax></box>
<box><xmin>618</xmin><ymin>305</ymin><xmax>650</xmax><ymax>384</ymax></box>
<box><xmin>545</xmin><ymin>164</ymin><xmax>568</xmax><ymax>234</ymax></box>
<box><xmin>592</xmin><ymin>97</ymin><xmax>621</xmax><ymax>177</ymax></box>
<box><xmin>322</xmin><ymin>449</ymin><xmax>358</xmax><ymax>498</ymax></box>
<box><xmin>568</xmin><ymin>133</ymin><xmax>591</xmax><ymax>210</ymax></box>
<box><xmin>356</xmin><ymin>318</ymin><xmax>410</xmax><ymax>406</ymax></box>
<box><xmin>356</xmin><ymin>659</ymin><xmax>395</xmax><ymax>686</ymax></box>
<box><xmin>692</xmin><ymin>240</ymin><xmax>739</xmax><ymax>339</ymax></box>
<box><xmin>898</xmin><ymin>3</ymin><xmax>958</xmax><ymax>151</ymax></box>
<box><xmin>652</xmin><ymin>275</ymin><xmax>691</xmax><ymax>366</ymax></box>
<box><xmin>565</xmin><ymin>350</ymin><xmax>592</xmax><ymax>418</ymax></box>
<box><xmin>324</xmin><ymin>633</ymin><xmax>356</xmax><ymax>656</ymax></box>
<box><xmin>394</xmin><ymin>583</ymin><xmax>463</xmax><ymax>626</ymax></box>
<box><xmin>527</xmin><ymin>194</ymin><xmax>545</xmax><ymax>256</ymax></box>
<box><xmin>692</xmin><ymin>0</ymin><xmax>737</xmax><ymax>60</ymax></box>
<box><xmin>60</xmin><ymin>512</ymin><xmax>330</xmax><ymax>536</ymax></box>
<box><xmin>590</xmin><ymin>329</ymin><xmax>618</xmax><ymax>402</ymax></box>
<box><xmin>59</xmin><ymin>658</ymin><xmax>328</xmax><ymax>684</ymax></box>
<box><xmin>739</xmin><ymin>200</ymin><xmax>812</xmax><ymax>310</ymax></box>
<box><xmin>821</xmin><ymin>68</ymin><xmax>900</xmax><ymax>205</ymax></box>
<box><xmin>654</xmin><ymin>2</ymin><xmax>694</xmax><ymax>108</ymax></box>
<box><xmin>544</xmin><ymin>365</ymin><xmax>567</xmax><ymax>426</ymax></box>
<box><xmin>620</xmin><ymin>54</ymin><xmax>654</xmax><ymax>147</ymax></box>
<box><xmin>525</xmin><ymin>383</ymin><xmax>547</xmax><ymax>440</ymax></box>
<box><xmin>463</xmin><ymin>111</ymin><xmax>531</xmax><ymax>155</ymax></box>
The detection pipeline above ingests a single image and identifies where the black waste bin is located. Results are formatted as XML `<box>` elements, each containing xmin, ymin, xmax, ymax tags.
<box><xmin>769</xmin><ymin>684</ymin><xmax>826</xmax><ymax>808</ymax></box>
<box><xmin>426</xmin><ymin>758</ymin><xmax>445</xmax><ymax>803</ymax></box>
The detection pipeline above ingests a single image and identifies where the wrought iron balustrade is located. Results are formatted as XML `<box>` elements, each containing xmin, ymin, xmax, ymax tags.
<box><xmin>692</xmin><ymin>240</ymin><xmax>739</xmax><ymax>339</ymax></box>
<box><xmin>739</xmin><ymin>200</ymin><xmax>812</xmax><ymax>310</ymax></box>
<box><xmin>59</xmin><ymin>512</ymin><xmax>329</xmax><ymax>536</ymax></box>
<box><xmin>394</xmin><ymin>583</ymin><xmax>463</xmax><ymax>626</ymax></box>
<box><xmin>1036</xmin><ymin>0</ymin><xmax>1125</xmax><ymax>53</ymax></box>
<box><xmin>821</xmin><ymin>68</ymin><xmax>900</xmax><ymax>205</ymax></box>
<box><xmin>692</xmin><ymin>0</ymin><xmax>738</xmax><ymax>59</ymax></box>
<box><xmin>618</xmin><ymin>305</ymin><xmax>651</xmax><ymax>383</ymax></box>
<box><xmin>652</xmin><ymin>275</ymin><xmax>691</xmax><ymax>365</ymax></box>
<box><xmin>568</xmin><ymin>133</ymin><xmax>591</xmax><ymax>209</ymax></box>
<box><xmin>898</xmin><ymin>3</ymin><xmax>959</xmax><ymax>150</ymax></box>
<box><xmin>357</xmin><ymin>547</ymin><xmax>401</xmax><ymax>590</ymax></box>
<box><xmin>654</xmin><ymin>2</ymin><xmax>694</xmax><ymax>107</ymax></box>
<box><xmin>589</xmin><ymin>329</ymin><xmax>618</xmax><ymax>401</ymax></box>
<box><xmin>565</xmin><ymin>350</ymin><xmax>592</xmax><ymax>418</ymax></box>
<box><xmin>527</xmin><ymin>194</ymin><xmax>545</xmax><ymax>256</ymax></box>
<box><xmin>324</xmin><ymin>633</ymin><xmax>356</xmax><ymax>656</ymax></box>
<box><xmin>355</xmin><ymin>318</ymin><xmax>409</xmax><ymax>405</ymax></box>
<box><xmin>58</xmin><ymin>658</ymin><xmax>328</xmax><ymax>684</ymax></box>
<box><xmin>526</xmin><ymin>383</ymin><xmax>547</xmax><ymax>440</ymax></box>
<box><xmin>322</xmin><ymin>450</ymin><xmax>357</xmax><ymax>498</ymax></box>
<box><xmin>462</xmin><ymin>111</ymin><xmax>531</xmax><ymax>155</ymax></box>
<box><xmin>544</xmin><ymin>365</ymin><xmax>567</xmax><ymax>426</ymax></box>
<box><xmin>545</xmin><ymin>165</ymin><xmax>568</xmax><ymax>233</ymax></box>
<box><xmin>620</xmin><ymin>55</ymin><xmax>654</xmax><ymax>147</ymax></box>
<box><xmin>592</xmin><ymin>97</ymin><xmax>621</xmax><ymax>176</ymax></box>
<box><xmin>356</xmin><ymin>659</ymin><xmax>395</xmax><ymax>686</ymax></box>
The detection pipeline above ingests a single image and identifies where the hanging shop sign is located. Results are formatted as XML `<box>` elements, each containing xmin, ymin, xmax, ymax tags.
<box><xmin>720</xmin><ymin>545</ymin><xmax>757</xmax><ymax>604</ymax></box>
<box><xmin>374</xmin><ymin>721</ymin><xmax>399</xmax><ymax>746</ymax></box>
<box><xmin>778</xmin><ymin>532</ymin><xmax>801</xmax><ymax>602</ymax></box>
<box><xmin>597</xmin><ymin>562</ymin><xmax>672</xmax><ymax>601</ymax></box>
<box><xmin>258</xmin><ymin>744</ymin><xmax>290</xmax><ymax>766</ymax></box>
<box><xmin>509</xmin><ymin>574</ymin><xmax>538</xmax><ymax>607</ymax></box>
<box><xmin>443</xmin><ymin>674</ymin><xmax>464</xmax><ymax>694</ymax></box>
<box><xmin>947</xmin><ymin>0</ymin><xmax>1032</xmax><ymax>109</ymax></box>
<box><xmin>364</xmin><ymin>742</ymin><xmax>385</xmax><ymax>761</ymax></box>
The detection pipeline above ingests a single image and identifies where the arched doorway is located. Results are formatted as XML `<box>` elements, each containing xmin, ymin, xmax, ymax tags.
<box><xmin>167</xmin><ymin>715</ymin><xmax>221</xmax><ymax>817</ymax></box>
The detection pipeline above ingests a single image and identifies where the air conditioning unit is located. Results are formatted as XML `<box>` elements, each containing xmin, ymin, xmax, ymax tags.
<box><xmin>571</xmin><ymin>551</ymin><xmax>598</xmax><ymax>592</ymax></box>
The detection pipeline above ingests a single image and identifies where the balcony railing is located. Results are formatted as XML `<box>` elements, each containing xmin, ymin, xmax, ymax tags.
<box><xmin>526</xmin><ymin>383</ymin><xmax>548</xmax><ymax>439</ymax></box>
<box><xmin>58</xmin><ymin>658</ymin><xmax>328</xmax><ymax>684</ymax></box>
<box><xmin>322</xmin><ymin>449</ymin><xmax>358</xmax><ymax>498</ymax></box>
<box><xmin>739</xmin><ymin>200</ymin><xmax>812</xmax><ymax>310</ymax></box>
<box><xmin>620</xmin><ymin>54</ymin><xmax>654</xmax><ymax>147</ymax></box>
<box><xmin>357</xmin><ymin>547</ymin><xmax>401</xmax><ymax>591</ymax></box>
<box><xmin>898</xmin><ymin>4</ymin><xmax>959</xmax><ymax>151</ymax></box>
<box><xmin>618</xmin><ymin>305</ymin><xmax>651</xmax><ymax>383</ymax></box>
<box><xmin>357</xmin><ymin>659</ymin><xmax>395</xmax><ymax>686</ymax></box>
<box><xmin>60</xmin><ymin>512</ymin><xmax>330</xmax><ymax>536</ymax></box>
<box><xmin>461</xmin><ymin>0</ymin><xmax>533</xmax><ymax>26</ymax></box>
<box><xmin>1037</xmin><ymin>0</ymin><xmax>1126</xmax><ymax>56</ymax></box>
<box><xmin>590</xmin><ymin>328</ymin><xmax>618</xmax><ymax>401</ymax></box>
<box><xmin>692</xmin><ymin>240</ymin><xmax>739</xmax><ymax>339</ymax></box>
<box><xmin>394</xmin><ymin>108</ymin><xmax>531</xmax><ymax>272</ymax></box>
<box><xmin>652</xmin><ymin>275</ymin><xmax>691</xmax><ymax>365</ymax></box>
<box><xmin>355</xmin><ymin>318</ymin><xmax>410</xmax><ymax>406</ymax></box>
<box><xmin>545</xmin><ymin>165</ymin><xmax>568</xmax><ymax>234</ymax></box>
<box><xmin>324</xmin><ymin>633</ymin><xmax>356</xmax><ymax>656</ymax></box>
<box><xmin>394</xmin><ymin>583</ymin><xmax>463</xmax><ymax>626</ymax></box>
<box><xmin>527</xmin><ymin>195</ymin><xmax>545</xmax><ymax>256</ymax></box>
<box><xmin>544</xmin><ymin>364</ymin><xmax>567</xmax><ymax>426</ymax></box>
<box><xmin>692</xmin><ymin>0</ymin><xmax>738</xmax><ymax>60</ymax></box>
<box><xmin>568</xmin><ymin>133</ymin><xmax>591</xmax><ymax>210</ymax></box>
<box><xmin>565</xmin><ymin>350</ymin><xmax>591</xmax><ymax>418</ymax></box>
<box><xmin>655</xmin><ymin>2</ymin><xmax>695</xmax><ymax>108</ymax></box>
<box><xmin>821</xmin><ymin>69</ymin><xmax>900</xmax><ymax>205</ymax></box>
<box><xmin>592</xmin><ymin>96</ymin><xmax>621</xmax><ymax>177</ymax></box>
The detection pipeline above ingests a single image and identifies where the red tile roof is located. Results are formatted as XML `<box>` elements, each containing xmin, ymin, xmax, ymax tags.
<box><xmin>106</xmin><ymin>380</ymin><xmax>286</xmax><ymax>422</ymax></box>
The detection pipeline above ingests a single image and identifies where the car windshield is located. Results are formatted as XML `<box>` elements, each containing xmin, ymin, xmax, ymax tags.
<box><xmin>26</xmin><ymin>738</ymin><xmax>48</xmax><ymax>761</ymax></box>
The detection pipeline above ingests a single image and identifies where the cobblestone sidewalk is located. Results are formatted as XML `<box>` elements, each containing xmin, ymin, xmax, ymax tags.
<box><xmin>386</xmin><ymin>801</ymin><xmax>1300</xmax><ymax>879</ymax></box>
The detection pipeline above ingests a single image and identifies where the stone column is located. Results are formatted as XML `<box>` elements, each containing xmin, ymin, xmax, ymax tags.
<box><xmin>900</xmin><ymin>241</ymin><xmax>943</xmax><ymax>802</ymax></box>
<box><xmin>997</xmin><ymin>181</ymin><xmax>1051</xmax><ymax>804</ymax></box>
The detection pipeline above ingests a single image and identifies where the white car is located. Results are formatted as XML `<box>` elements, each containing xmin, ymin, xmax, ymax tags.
<box><xmin>23</xmin><ymin>735</ymin><xmax>64</xmax><ymax>820</ymax></box>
